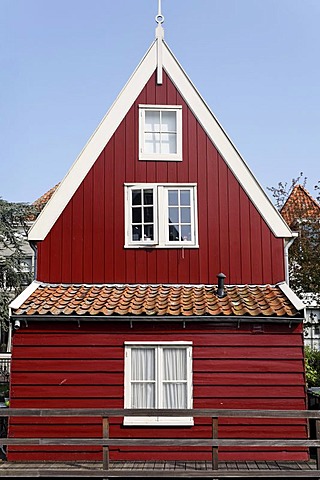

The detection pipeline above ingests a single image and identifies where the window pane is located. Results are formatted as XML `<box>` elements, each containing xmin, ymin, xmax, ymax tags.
<box><xmin>181</xmin><ymin>225</ymin><xmax>191</xmax><ymax>241</ymax></box>
<box><xmin>131</xmin><ymin>348</ymin><xmax>155</xmax><ymax>380</ymax></box>
<box><xmin>163</xmin><ymin>384</ymin><xmax>187</xmax><ymax>409</ymax></box>
<box><xmin>168</xmin><ymin>190</ymin><xmax>178</xmax><ymax>206</ymax></box>
<box><xmin>145</xmin><ymin>111</ymin><xmax>160</xmax><ymax>131</ymax></box>
<box><xmin>181</xmin><ymin>207</ymin><xmax>191</xmax><ymax>223</ymax></box>
<box><xmin>144</xmin><ymin>224</ymin><xmax>154</xmax><ymax>240</ymax></box>
<box><xmin>145</xmin><ymin>132</ymin><xmax>160</xmax><ymax>154</ymax></box>
<box><xmin>143</xmin><ymin>189</ymin><xmax>154</xmax><ymax>205</ymax></box>
<box><xmin>161</xmin><ymin>111</ymin><xmax>176</xmax><ymax>132</ymax></box>
<box><xmin>163</xmin><ymin>349</ymin><xmax>187</xmax><ymax>380</ymax></box>
<box><xmin>132</xmin><ymin>190</ymin><xmax>141</xmax><ymax>206</ymax></box>
<box><xmin>132</xmin><ymin>383</ymin><xmax>155</xmax><ymax>408</ymax></box>
<box><xmin>166</xmin><ymin>188</ymin><xmax>195</xmax><ymax>244</ymax></box>
<box><xmin>144</xmin><ymin>207</ymin><xmax>153</xmax><ymax>223</ymax></box>
<box><xmin>168</xmin><ymin>207</ymin><xmax>179</xmax><ymax>224</ymax></box>
<box><xmin>132</xmin><ymin>226</ymin><xmax>142</xmax><ymax>241</ymax></box>
<box><xmin>132</xmin><ymin>207</ymin><xmax>142</xmax><ymax>223</ymax></box>
<box><xmin>169</xmin><ymin>225</ymin><xmax>180</xmax><ymax>241</ymax></box>
<box><xmin>180</xmin><ymin>190</ymin><xmax>191</xmax><ymax>206</ymax></box>
<box><xmin>161</xmin><ymin>133</ymin><xmax>177</xmax><ymax>154</ymax></box>
<box><xmin>163</xmin><ymin>349</ymin><xmax>187</xmax><ymax>409</ymax></box>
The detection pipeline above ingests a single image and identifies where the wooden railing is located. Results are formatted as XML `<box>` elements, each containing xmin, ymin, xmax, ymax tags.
<box><xmin>0</xmin><ymin>408</ymin><xmax>320</xmax><ymax>478</ymax></box>
<box><xmin>0</xmin><ymin>353</ymin><xmax>10</xmax><ymax>383</ymax></box>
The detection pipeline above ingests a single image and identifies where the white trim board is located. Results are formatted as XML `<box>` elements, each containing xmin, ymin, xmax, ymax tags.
<box><xmin>29</xmin><ymin>38</ymin><xmax>293</xmax><ymax>241</ymax></box>
<box><xmin>277</xmin><ymin>282</ymin><xmax>306</xmax><ymax>312</ymax></box>
<box><xmin>9</xmin><ymin>281</ymin><xmax>40</xmax><ymax>313</ymax></box>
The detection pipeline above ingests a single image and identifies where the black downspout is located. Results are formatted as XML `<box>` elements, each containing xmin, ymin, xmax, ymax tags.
<box><xmin>29</xmin><ymin>241</ymin><xmax>37</xmax><ymax>280</ymax></box>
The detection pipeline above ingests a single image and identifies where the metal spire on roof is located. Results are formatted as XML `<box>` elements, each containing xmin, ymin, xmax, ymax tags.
<box><xmin>155</xmin><ymin>0</ymin><xmax>165</xmax><ymax>26</ymax></box>
<box><xmin>155</xmin><ymin>0</ymin><xmax>164</xmax><ymax>84</ymax></box>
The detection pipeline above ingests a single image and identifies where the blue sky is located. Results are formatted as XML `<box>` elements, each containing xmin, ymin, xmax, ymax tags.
<box><xmin>1</xmin><ymin>0</ymin><xmax>319</xmax><ymax>204</ymax></box>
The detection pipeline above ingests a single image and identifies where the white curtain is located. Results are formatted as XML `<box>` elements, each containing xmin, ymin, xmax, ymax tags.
<box><xmin>163</xmin><ymin>348</ymin><xmax>187</xmax><ymax>409</ymax></box>
<box><xmin>131</xmin><ymin>348</ymin><xmax>155</xmax><ymax>408</ymax></box>
<box><xmin>130</xmin><ymin>347</ymin><xmax>187</xmax><ymax>409</ymax></box>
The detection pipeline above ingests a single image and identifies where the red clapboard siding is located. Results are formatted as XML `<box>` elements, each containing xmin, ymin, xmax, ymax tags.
<box><xmin>11</xmin><ymin>371</ymin><xmax>304</xmax><ymax>386</ymax></box>
<box><xmin>11</xmin><ymin>358</ymin><xmax>305</xmax><ymax>374</ymax></box>
<box><xmin>7</xmin><ymin>448</ymin><xmax>308</xmax><ymax>463</ymax></box>
<box><xmin>8</xmin><ymin>321</ymin><xmax>307</xmax><ymax>462</ymax></box>
<box><xmin>36</xmin><ymin>71</ymin><xmax>285</xmax><ymax>285</ymax></box>
<box><xmin>11</xmin><ymin>345</ymin><xmax>303</xmax><ymax>359</ymax></box>
<box><xmin>10</xmin><ymin>416</ymin><xmax>307</xmax><ymax>427</ymax></box>
<box><xmin>12</xmin><ymin>332</ymin><xmax>304</xmax><ymax>346</ymax></box>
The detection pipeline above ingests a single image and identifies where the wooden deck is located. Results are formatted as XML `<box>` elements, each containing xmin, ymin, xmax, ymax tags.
<box><xmin>0</xmin><ymin>460</ymin><xmax>318</xmax><ymax>477</ymax></box>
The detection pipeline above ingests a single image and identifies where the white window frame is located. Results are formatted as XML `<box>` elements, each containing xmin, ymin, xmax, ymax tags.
<box><xmin>126</xmin><ymin>185</ymin><xmax>158</xmax><ymax>246</ymax></box>
<box><xmin>124</xmin><ymin>341</ymin><xmax>193</xmax><ymax>426</ymax></box>
<box><xmin>139</xmin><ymin>105</ymin><xmax>182</xmax><ymax>161</ymax></box>
<box><xmin>124</xmin><ymin>183</ymin><xmax>199</xmax><ymax>248</ymax></box>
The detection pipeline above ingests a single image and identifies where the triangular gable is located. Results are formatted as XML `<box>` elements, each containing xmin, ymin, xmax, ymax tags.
<box><xmin>29</xmin><ymin>39</ymin><xmax>293</xmax><ymax>241</ymax></box>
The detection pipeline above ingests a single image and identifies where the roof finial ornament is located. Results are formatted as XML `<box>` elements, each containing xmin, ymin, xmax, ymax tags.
<box><xmin>155</xmin><ymin>0</ymin><xmax>165</xmax><ymax>26</ymax></box>
<box><xmin>155</xmin><ymin>0</ymin><xmax>164</xmax><ymax>85</ymax></box>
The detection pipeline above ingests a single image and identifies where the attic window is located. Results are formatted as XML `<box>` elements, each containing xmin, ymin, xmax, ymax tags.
<box><xmin>139</xmin><ymin>105</ymin><xmax>182</xmax><ymax>161</ymax></box>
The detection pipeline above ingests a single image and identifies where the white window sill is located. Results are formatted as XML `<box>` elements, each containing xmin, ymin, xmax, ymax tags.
<box><xmin>123</xmin><ymin>416</ymin><xmax>194</xmax><ymax>426</ymax></box>
<box><xmin>139</xmin><ymin>155</ymin><xmax>183</xmax><ymax>162</ymax></box>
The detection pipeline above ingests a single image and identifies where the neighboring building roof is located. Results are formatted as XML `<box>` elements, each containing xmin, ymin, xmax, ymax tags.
<box><xmin>10</xmin><ymin>282</ymin><xmax>303</xmax><ymax>318</ymax></box>
<box><xmin>28</xmin><ymin>37</ymin><xmax>293</xmax><ymax>242</ymax></box>
<box><xmin>26</xmin><ymin>183</ymin><xmax>60</xmax><ymax>222</ymax></box>
<box><xmin>33</xmin><ymin>183</ymin><xmax>60</xmax><ymax>212</ymax></box>
<box><xmin>281</xmin><ymin>184</ymin><xmax>320</xmax><ymax>227</ymax></box>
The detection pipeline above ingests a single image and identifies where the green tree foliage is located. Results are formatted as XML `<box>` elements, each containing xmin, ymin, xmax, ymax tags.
<box><xmin>0</xmin><ymin>198</ymin><xmax>36</xmax><ymax>343</ymax></box>
<box><xmin>305</xmin><ymin>346</ymin><xmax>320</xmax><ymax>387</ymax></box>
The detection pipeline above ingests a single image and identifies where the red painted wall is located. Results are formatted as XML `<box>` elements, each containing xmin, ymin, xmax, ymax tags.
<box><xmin>36</xmin><ymin>71</ymin><xmax>285</xmax><ymax>286</ymax></box>
<box><xmin>8</xmin><ymin>321</ymin><xmax>307</xmax><ymax>462</ymax></box>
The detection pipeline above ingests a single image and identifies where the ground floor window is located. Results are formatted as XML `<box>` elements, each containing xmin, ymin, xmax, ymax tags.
<box><xmin>124</xmin><ymin>341</ymin><xmax>193</xmax><ymax>425</ymax></box>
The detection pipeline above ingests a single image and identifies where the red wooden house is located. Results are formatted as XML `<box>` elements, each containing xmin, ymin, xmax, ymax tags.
<box><xmin>8</xmin><ymin>19</ymin><xmax>307</xmax><ymax>462</ymax></box>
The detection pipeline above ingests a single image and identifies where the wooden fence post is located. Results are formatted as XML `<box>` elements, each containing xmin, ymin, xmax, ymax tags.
<box><xmin>102</xmin><ymin>416</ymin><xmax>109</xmax><ymax>470</ymax></box>
<box><xmin>316</xmin><ymin>419</ymin><xmax>320</xmax><ymax>470</ymax></box>
<box><xmin>212</xmin><ymin>417</ymin><xmax>218</xmax><ymax>470</ymax></box>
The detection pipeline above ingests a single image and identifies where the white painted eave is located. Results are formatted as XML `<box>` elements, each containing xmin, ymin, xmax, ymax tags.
<box><xmin>277</xmin><ymin>282</ymin><xmax>306</xmax><ymax>312</ymax></box>
<box><xmin>9</xmin><ymin>281</ymin><xmax>41</xmax><ymax>314</ymax></box>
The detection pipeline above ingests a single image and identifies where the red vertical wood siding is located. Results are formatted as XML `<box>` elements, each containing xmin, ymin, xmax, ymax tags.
<box><xmin>8</xmin><ymin>322</ymin><xmax>307</xmax><ymax>462</ymax></box>
<box><xmin>36</xmin><ymin>71</ymin><xmax>285</xmax><ymax>285</ymax></box>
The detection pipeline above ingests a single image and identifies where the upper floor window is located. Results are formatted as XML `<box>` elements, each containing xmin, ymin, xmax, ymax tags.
<box><xmin>139</xmin><ymin>105</ymin><xmax>182</xmax><ymax>161</ymax></box>
<box><xmin>124</xmin><ymin>183</ymin><xmax>198</xmax><ymax>248</ymax></box>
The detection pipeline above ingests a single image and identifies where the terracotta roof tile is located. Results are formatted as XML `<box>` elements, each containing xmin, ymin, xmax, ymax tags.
<box><xmin>33</xmin><ymin>183</ymin><xmax>60</xmax><ymax>212</ymax></box>
<box><xmin>12</xmin><ymin>284</ymin><xmax>301</xmax><ymax>318</ymax></box>
<box><xmin>281</xmin><ymin>185</ymin><xmax>320</xmax><ymax>227</ymax></box>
